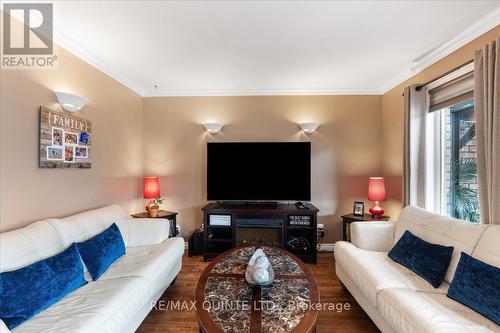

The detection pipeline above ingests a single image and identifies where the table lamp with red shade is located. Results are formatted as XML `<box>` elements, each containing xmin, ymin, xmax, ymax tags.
<box><xmin>368</xmin><ymin>177</ymin><xmax>386</xmax><ymax>216</ymax></box>
<box><xmin>144</xmin><ymin>177</ymin><xmax>160</xmax><ymax>211</ymax></box>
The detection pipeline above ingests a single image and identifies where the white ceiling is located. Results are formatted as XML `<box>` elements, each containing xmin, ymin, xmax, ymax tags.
<box><xmin>48</xmin><ymin>1</ymin><xmax>500</xmax><ymax>96</ymax></box>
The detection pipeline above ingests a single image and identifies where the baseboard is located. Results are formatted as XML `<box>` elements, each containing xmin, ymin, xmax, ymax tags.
<box><xmin>318</xmin><ymin>242</ymin><xmax>335</xmax><ymax>252</ymax></box>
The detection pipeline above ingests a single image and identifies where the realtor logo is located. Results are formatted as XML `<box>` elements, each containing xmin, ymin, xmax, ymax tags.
<box><xmin>2</xmin><ymin>3</ymin><xmax>57</xmax><ymax>68</ymax></box>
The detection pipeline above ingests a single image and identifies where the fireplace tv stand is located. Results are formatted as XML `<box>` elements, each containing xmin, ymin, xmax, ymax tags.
<box><xmin>202</xmin><ymin>201</ymin><xmax>319</xmax><ymax>263</ymax></box>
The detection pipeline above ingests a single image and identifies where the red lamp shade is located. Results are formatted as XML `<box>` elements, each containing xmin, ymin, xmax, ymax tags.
<box><xmin>143</xmin><ymin>177</ymin><xmax>160</xmax><ymax>199</ymax></box>
<box><xmin>368</xmin><ymin>177</ymin><xmax>386</xmax><ymax>201</ymax></box>
<box><xmin>368</xmin><ymin>177</ymin><xmax>386</xmax><ymax>216</ymax></box>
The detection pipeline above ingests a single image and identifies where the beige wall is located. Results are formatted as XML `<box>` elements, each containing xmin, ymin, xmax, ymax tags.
<box><xmin>2</xmin><ymin>24</ymin><xmax>497</xmax><ymax>238</ymax></box>
<box><xmin>0</xmin><ymin>46</ymin><xmax>144</xmax><ymax>232</ymax></box>
<box><xmin>381</xmin><ymin>25</ymin><xmax>500</xmax><ymax>220</ymax></box>
<box><xmin>143</xmin><ymin>95</ymin><xmax>383</xmax><ymax>242</ymax></box>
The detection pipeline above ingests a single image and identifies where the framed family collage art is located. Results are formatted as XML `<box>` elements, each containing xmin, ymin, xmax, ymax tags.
<box><xmin>39</xmin><ymin>106</ymin><xmax>92</xmax><ymax>168</ymax></box>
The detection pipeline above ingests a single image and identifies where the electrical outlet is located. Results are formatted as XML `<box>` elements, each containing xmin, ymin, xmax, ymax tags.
<box><xmin>317</xmin><ymin>224</ymin><xmax>325</xmax><ymax>237</ymax></box>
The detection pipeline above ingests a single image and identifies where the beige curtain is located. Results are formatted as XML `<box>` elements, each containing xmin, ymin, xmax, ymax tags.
<box><xmin>474</xmin><ymin>37</ymin><xmax>500</xmax><ymax>225</ymax></box>
<box><xmin>403</xmin><ymin>85</ymin><xmax>427</xmax><ymax>208</ymax></box>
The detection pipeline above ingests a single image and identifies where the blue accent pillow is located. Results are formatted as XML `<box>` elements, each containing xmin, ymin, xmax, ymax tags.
<box><xmin>447</xmin><ymin>252</ymin><xmax>500</xmax><ymax>325</ymax></box>
<box><xmin>0</xmin><ymin>243</ymin><xmax>86</xmax><ymax>329</ymax></box>
<box><xmin>388</xmin><ymin>230</ymin><xmax>453</xmax><ymax>288</ymax></box>
<box><xmin>76</xmin><ymin>223</ymin><xmax>125</xmax><ymax>280</ymax></box>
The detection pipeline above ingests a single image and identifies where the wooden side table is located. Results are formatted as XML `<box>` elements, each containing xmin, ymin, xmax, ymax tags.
<box><xmin>341</xmin><ymin>213</ymin><xmax>390</xmax><ymax>242</ymax></box>
<box><xmin>131</xmin><ymin>210</ymin><xmax>178</xmax><ymax>237</ymax></box>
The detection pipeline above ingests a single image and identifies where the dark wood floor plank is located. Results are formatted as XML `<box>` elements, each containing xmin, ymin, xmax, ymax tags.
<box><xmin>137</xmin><ymin>252</ymin><xmax>380</xmax><ymax>333</ymax></box>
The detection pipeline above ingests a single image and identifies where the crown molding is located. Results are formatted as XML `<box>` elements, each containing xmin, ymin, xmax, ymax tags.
<box><xmin>52</xmin><ymin>28</ymin><xmax>147</xmax><ymax>97</ymax></box>
<box><xmin>380</xmin><ymin>7</ymin><xmax>500</xmax><ymax>94</ymax></box>
<box><xmin>143</xmin><ymin>87</ymin><xmax>382</xmax><ymax>97</ymax></box>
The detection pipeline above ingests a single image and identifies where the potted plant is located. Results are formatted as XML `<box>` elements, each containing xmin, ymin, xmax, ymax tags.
<box><xmin>450</xmin><ymin>158</ymin><xmax>480</xmax><ymax>222</ymax></box>
<box><xmin>148</xmin><ymin>197</ymin><xmax>164</xmax><ymax>218</ymax></box>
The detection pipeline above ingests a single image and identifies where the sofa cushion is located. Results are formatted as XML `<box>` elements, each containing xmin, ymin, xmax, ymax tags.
<box><xmin>127</xmin><ymin>220</ymin><xmax>170</xmax><ymax>247</ymax></box>
<box><xmin>395</xmin><ymin>206</ymin><xmax>489</xmax><ymax>283</ymax></box>
<box><xmin>377</xmin><ymin>288</ymin><xmax>499</xmax><ymax>333</ymax></box>
<box><xmin>11</xmin><ymin>276</ymin><xmax>150</xmax><ymax>333</ymax></box>
<box><xmin>0</xmin><ymin>221</ymin><xmax>64</xmax><ymax>272</ymax></box>
<box><xmin>99</xmin><ymin>237</ymin><xmax>184</xmax><ymax>295</ymax></box>
<box><xmin>0</xmin><ymin>205</ymin><xmax>128</xmax><ymax>273</ymax></box>
<box><xmin>447</xmin><ymin>252</ymin><xmax>500</xmax><ymax>325</ymax></box>
<box><xmin>76</xmin><ymin>224</ymin><xmax>126</xmax><ymax>280</ymax></box>
<box><xmin>388</xmin><ymin>231</ymin><xmax>453</xmax><ymax>288</ymax></box>
<box><xmin>334</xmin><ymin>242</ymin><xmax>449</xmax><ymax>307</ymax></box>
<box><xmin>472</xmin><ymin>225</ymin><xmax>500</xmax><ymax>268</ymax></box>
<box><xmin>49</xmin><ymin>205</ymin><xmax>129</xmax><ymax>248</ymax></box>
<box><xmin>0</xmin><ymin>244</ymin><xmax>86</xmax><ymax>329</ymax></box>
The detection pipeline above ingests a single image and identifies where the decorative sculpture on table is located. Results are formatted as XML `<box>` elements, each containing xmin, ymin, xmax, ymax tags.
<box><xmin>245</xmin><ymin>249</ymin><xmax>275</xmax><ymax>286</ymax></box>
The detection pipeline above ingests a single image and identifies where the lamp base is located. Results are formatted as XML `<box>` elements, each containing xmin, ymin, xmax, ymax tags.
<box><xmin>369</xmin><ymin>201</ymin><xmax>384</xmax><ymax>217</ymax></box>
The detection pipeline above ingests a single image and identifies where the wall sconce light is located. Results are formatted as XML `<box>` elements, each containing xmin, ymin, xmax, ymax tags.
<box><xmin>203</xmin><ymin>123</ymin><xmax>224</xmax><ymax>134</ymax></box>
<box><xmin>299</xmin><ymin>122</ymin><xmax>319</xmax><ymax>134</ymax></box>
<box><xmin>54</xmin><ymin>91</ymin><xmax>88</xmax><ymax>112</ymax></box>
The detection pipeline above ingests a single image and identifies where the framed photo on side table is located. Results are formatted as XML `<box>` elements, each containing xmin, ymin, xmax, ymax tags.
<box><xmin>353</xmin><ymin>201</ymin><xmax>365</xmax><ymax>216</ymax></box>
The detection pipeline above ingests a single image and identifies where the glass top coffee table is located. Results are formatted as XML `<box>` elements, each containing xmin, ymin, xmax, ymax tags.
<box><xmin>195</xmin><ymin>245</ymin><xmax>319</xmax><ymax>333</ymax></box>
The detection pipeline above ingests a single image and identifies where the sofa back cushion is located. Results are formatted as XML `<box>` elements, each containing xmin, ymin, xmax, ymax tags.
<box><xmin>0</xmin><ymin>221</ymin><xmax>64</xmax><ymax>272</ymax></box>
<box><xmin>48</xmin><ymin>205</ymin><xmax>129</xmax><ymax>247</ymax></box>
<box><xmin>396</xmin><ymin>206</ymin><xmax>489</xmax><ymax>283</ymax></box>
<box><xmin>472</xmin><ymin>225</ymin><xmax>500</xmax><ymax>268</ymax></box>
<box><xmin>0</xmin><ymin>205</ymin><xmax>129</xmax><ymax>275</ymax></box>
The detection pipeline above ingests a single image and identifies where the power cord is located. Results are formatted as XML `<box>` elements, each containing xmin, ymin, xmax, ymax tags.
<box><xmin>317</xmin><ymin>228</ymin><xmax>327</xmax><ymax>251</ymax></box>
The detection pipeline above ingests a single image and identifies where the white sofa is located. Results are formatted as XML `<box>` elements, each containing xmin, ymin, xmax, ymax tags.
<box><xmin>334</xmin><ymin>205</ymin><xmax>499</xmax><ymax>333</ymax></box>
<box><xmin>0</xmin><ymin>205</ymin><xmax>185</xmax><ymax>333</ymax></box>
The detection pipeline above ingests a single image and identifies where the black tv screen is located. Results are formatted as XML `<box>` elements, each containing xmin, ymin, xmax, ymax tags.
<box><xmin>207</xmin><ymin>142</ymin><xmax>311</xmax><ymax>201</ymax></box>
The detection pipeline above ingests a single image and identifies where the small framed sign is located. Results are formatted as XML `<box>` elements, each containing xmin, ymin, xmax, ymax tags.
<box><xmin>353</xmin><ymin>201</ymin><xmax>365</xmax><ymax>216</ymax></box>
<box><xmin>289</xmin><ymin>215</ymin><xmax>312</xmax><ymax>226</ymax></box>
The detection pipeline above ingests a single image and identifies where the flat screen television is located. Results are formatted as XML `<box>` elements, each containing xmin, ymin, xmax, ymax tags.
<box><xmin>207</xmin><ymin>142</ymin><xmax>311</xmax><ymax>201</ymax></box>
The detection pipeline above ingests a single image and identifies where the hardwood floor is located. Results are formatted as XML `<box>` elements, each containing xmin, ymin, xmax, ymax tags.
<box><xmin>137</xmin><ymin>252</ymin><xmax>380</xmax><ymax>333</ymax></box>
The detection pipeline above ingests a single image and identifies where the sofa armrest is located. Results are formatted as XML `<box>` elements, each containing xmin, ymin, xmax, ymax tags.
<box><xmin>0</xmin><ymin>320</ymin><xmax>10</xmax><ymax>333</ymax></box>
<box><xmin>127</xmin><ymin>219</ymin><xmax>170</xmax><ymax>247</ymax></box>
<box><xmin>350</xmin><ymin>221</ymin><xmax>396</xmax><ymax>252</ymax></box>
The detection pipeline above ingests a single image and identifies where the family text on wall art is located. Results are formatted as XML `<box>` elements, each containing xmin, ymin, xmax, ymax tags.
<box><xmin>40</xmin><ymin>106</ymin><xmax>92</xmax><ymax>168</ymax></box>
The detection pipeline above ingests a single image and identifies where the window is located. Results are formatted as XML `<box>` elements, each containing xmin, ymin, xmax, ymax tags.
<box><xmin>422</xmin><ymin>64</ymin><xmax>479</xmax><ymax>223</ymax></box>
<box><xmin>432</xmin><ymin>99</ymin><xmax>479</xmax><ymax>222</ymax></box>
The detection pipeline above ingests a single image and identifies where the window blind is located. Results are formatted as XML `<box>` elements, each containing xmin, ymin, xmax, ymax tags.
<box><xmin>428</xmin><ymin>71</ymin><xmax>474</xmax><ymax>112</ymax></box>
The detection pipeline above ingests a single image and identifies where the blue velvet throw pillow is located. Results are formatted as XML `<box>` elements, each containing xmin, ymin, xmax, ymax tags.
<box><xmin>447</xmin><ymin>252</ymin><xmax>500</xmax><ymax>325</ymax></box>
<box><xmin>76</xmin><ymin>223</ymin><xmax>125</xmax><ymax>280</ymax></box>
<box><xmin>388</xmin><ymin>230</ymin><xmax>453</xmax><ymax>288</ymax></box>
<box><xmin>0</xmin><ymin>243</ymin><xmax>86</xmax><ymax>329</ymax></box>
